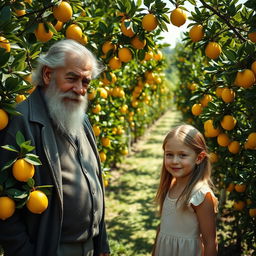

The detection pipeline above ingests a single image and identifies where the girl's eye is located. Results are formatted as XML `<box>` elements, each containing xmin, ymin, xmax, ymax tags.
<box><xmin>165</xmin><ymin>153</ymin><xmax>173</xmax><ymax>157</ymax></box>
<box><xmin>180</xmin><ymin>154</ymin><xmax>187</xmax><ymax>157</ymax></box>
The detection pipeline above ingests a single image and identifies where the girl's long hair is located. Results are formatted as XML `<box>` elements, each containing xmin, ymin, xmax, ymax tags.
<box><xmin>154</xmin><ymin>124</ymin><xmax>213</xmax><ymax>215</ymax></box>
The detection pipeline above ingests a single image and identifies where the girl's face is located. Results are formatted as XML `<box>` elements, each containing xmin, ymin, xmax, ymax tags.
<box><xmin>164</xmin><ymin>136</ymin><xmax>199</xmax><ymax>181</ymax></box>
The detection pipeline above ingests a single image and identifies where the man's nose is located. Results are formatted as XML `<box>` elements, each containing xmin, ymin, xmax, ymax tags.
<box><xmin>73</xmin><ymin>82</ymin><xmax>87</xmax><ymax>96</ymax></box>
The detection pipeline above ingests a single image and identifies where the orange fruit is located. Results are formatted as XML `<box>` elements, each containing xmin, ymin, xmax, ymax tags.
<box><xmin>249</xmin><ymin>208</ymin><xmax>256</xmax><ymax>217</ymax></box>
<box><xmin>12</xmin><ymin>158</ymin><xmax>35</xmax><ymax>182</ymax></box>
<box><xmin>92</xmin><ymin>104</ymin><xmax>101</xmax><ymax>114</ymax></box>
<box><xmin>26</xmin><ymin>190</ymin><xmax>48</xmax><ymax>214</ymax></box>
<box><xmin>102</xmin><ymin>41</ymin><xmax>116</xmax><ymax>54</ymax></box>
<box><xmin>221</xmin><ymin>88</ymin><xmax>235</xmax><ymax>103</ymax></box>
<box><xmin>191</xmin><ymin>103</ymin><xmax>203</xmax><ymax>116</ymax></box>
<box><xmin>215</xmin><ymin>86</ymin><xmax>224</xmax><ymax>97</ymax></box>
<box><xmin>131</xmin><ymin>36</ymin><xmax>146</xmax><ymax>49</ymax></box>
<box><xmin>117</xmin><ymin>126</ymin><xmax>124</xmax><ymax>135</ymax></box>
<box><xmin>204</xmin><ymin>120</ymin><xmax>220</xmax><ymax>138</ymax></box>
<box><xmin>0</xmin><ymin>108</ymin><xmax>9</xmax><ymax>130</ymax></box>
<box><xmin>98</xmin><ymin>88</ymin><xmax>108</xmax><ymax>99</ymax></box>
<box><xmin>101</xmin><ymin>72</ymin><xmax>117</xmax><ymax>85</ymax></box>
<box><xmin>65</xmin><ymin>24</ymin><xmax>82</xmax><ymax>42</ymax></box>
<box><xmin>88</xmin><ymin>89</ymin><xmax>96</xmax><ymax>100</ymax></box>
<box><xmin>234</xmin><ymin>184</ymin><xmax>246</xmax><ymax>193</ymax></box>
<box><xmin>15</xmin><ymin>5</ymin><xmax>26</xmax><ymax>16</ymax></box>
<box><xmin>234</xmin><ymin>201</ymin><xmax>245</xmax><ymax>211</ymax></box>
<box><xmin>251</xmin><ymin>61</ymin><xmax>256</xmax><ymax>75</ymax></box>
<box><xmin>205</xmin><ymin>42</ymin><xmax>222</xmax><ymax>59</ymax></box>
<box><xmin>209</xmin><ymin>152</ymin><xmax>218</xmax><ymax>163</ymax></box>
<box><xmin>99</xmin><ymin>152</ymin><xmax>106</xmax><ymax>162</ymax></box>
<box><xmin>108</xmin><ymin>56</ymin><xmax>122</xmax><ymax>70</ymax></box>
<box><xmin>121</xmin><ymin>148</ymin><xmax>129</xmax><ymax>156</ymax></box>
<box><xmin>101</xmin><ymin>137</ymin><xmax>111</xmax><ymax>147</ymax></box>
<box><xmin>217</xmin><ymin>133</ymin><xmax>230</xmax><ymax>147</ymax></box>
<box><xmin>54</xmin><ymin>20</ymin><xmax>63</xmax><ymax>31</ymax></box>
<box><xmin>248</xmin><ymin>31</ymin><xmax>256</xmax><ymax>43</ymax></box>
<box><xmin>121</xmin><ymin>19</ymin><xmax>135</xmax><ymax>37</ymax></box>
<box><xmin>170</xmin><ymin>8</ymin><xmax>187</xmax><ymax>27</ymax></box>
<box><xmin>92</xmin><ymin>125</ymin><xmax>101</xmax><ymax>136</ymax></box>
<box><xmin>120</xmin><ymin>105</ymin><xmax>128</xmax><ymax>114</ymax></box>
<box><xmin>234</xmin><ymin>69</ymin><xmax>255</xmax><ymax>88</ymax></box>
<box><xmin>53</xmin><ymin>1</ymin><xmax>73</xmax><ymax>22</ymax></box>
<box><xmin>118</xmin><ymin>47</ymin><xmax>132</xmax><ymax>62</ymax></box>
<box><xmin>142</xmin><ymin>13</ymin><xmax>158</xmax><ymax>31</ymax></box>
<box><xmin>154</xmin><ymin>50</ymin><xmax>163</xmax><ymax>61</ymax></box>
<box><xmin>0</xmin><ymin>36</ymin><xmax>11</xmax><ymax>52</ymax></box>
<box><xmin>189</xmin><ymin>24</ymin><xmax>204</xmax><ymax>42</ymax></box>
<box><xmin>226</xmin><ymin>183</ymin><xmax>235</xmax><ymax>192</ymax></box>
<box><xmin>0</xmin><ymin>197</ymin><xmax>15</xmax><ymax>220</ymax></box>
<box><xmin>246</xmin><ymin>132</ymin><xmax>256</xmax><ymax>149</ymax></box>
<box><xmin>34</xmin><ymin>23</ymin><xmax>53</xmax><ymax>42</ymax></box>
<box><xmin>15</xmin><ymin>94</ymin><xmax>26</xmax><ymax>103</ymax></box>
<box><xmin>221</xmin><ymin>115</ymin><xmax>237</xmax><ymax>131</ymax></box>
<box><xmin>144</xmin><ymin>51</ymin><xmax>153</xmax><ymax>61</ymax></box>
<box><xmin>228</xmin><ymin>141</ymin><xmax>240</xmax><ymax>154</ymax></box>
<box><xmin>200</xmin><ymin>94</ymin><xmax>212</xmax><ymax>107</ymax></box>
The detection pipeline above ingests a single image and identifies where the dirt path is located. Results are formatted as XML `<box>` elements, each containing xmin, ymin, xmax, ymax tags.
<box><xmin>105</xmin><ymin>109</ymin><xmax>182</xmax><ymax>256</ymax></box>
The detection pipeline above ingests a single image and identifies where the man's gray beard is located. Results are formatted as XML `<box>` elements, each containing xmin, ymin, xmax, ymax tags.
<box><xmin>43</xmin><ymin>79</ymin><xmax>88</xmax><ymax>137</ymax></box>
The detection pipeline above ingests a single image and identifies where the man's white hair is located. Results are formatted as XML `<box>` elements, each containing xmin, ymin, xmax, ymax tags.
<box><xmin>33</xmin><ymin>39</ymin><xmax>103</xmax><ymax>86</ymax></box>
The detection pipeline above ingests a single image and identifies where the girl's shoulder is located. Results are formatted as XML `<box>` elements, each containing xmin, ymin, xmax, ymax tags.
<box><xmin>188</xmin><ymin>181</ymin><xmax>218</xmax><ymax>213</ymax></box>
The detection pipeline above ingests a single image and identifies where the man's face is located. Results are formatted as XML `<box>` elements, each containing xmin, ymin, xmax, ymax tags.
<box><xmin>43</xmin><ymin>53</ymin><xmax>92</xmax><ymax>103</ymax></box>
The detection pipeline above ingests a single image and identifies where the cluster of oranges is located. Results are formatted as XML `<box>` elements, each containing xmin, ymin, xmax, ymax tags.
<box><xmin>0</xmin><ymin>158</ymin><xmax>48</xmax><ymax>220</ymax></box>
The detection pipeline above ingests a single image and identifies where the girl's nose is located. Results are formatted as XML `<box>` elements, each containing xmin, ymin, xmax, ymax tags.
<box><xmin>172</xmin><ymin>155</ymin><xmax>179</xmax><ymax>163</ymax></box>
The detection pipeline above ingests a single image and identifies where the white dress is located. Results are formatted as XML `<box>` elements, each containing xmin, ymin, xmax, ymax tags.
<box><xmin>155</xmin><ymin>182</ymin><xmax>218</xmax><ymax>256</ymax></box>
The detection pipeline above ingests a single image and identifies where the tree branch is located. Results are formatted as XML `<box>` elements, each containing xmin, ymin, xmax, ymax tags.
<box><xmin>199</xmin><ymin>0</ymin><xmax>246</xmax><ymax>42</ymax></box>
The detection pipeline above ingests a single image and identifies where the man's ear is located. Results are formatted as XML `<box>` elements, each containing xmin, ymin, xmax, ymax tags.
<box><xmin>42</xmin><ymin>66</ymin><xmax>53</xmax><ymax>86</ymax></box>
<box><xmin>196</xmin><ymin>151</ymin><xmax>206</xmax><ymax>164</ymax></box>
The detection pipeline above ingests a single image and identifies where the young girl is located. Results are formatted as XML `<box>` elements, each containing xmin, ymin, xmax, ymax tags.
<box><xmin>153</xmin><ymin>124</ymin><xmax>218</xmax><ymax>256</ymax></box>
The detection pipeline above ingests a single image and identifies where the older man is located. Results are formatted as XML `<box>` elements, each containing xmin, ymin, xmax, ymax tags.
<box><xmin>0</xmin><ymin>40</ymin><xmax>110</xmax><ymax>256</ymax></box>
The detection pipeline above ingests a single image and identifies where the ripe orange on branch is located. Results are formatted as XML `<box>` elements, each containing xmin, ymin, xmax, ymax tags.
<box><xmin>0</xmin><ymin>197</ymin><xmax>15</xmax><ymax>220</ymax></box>
<box><xmin>0</xmin><ymin>109</ymin><xmax>9</xmax><ymax>130</ymax></box>
<box><xmin>205</xmin><ymin>42</ymin><xmax>222</xmax><ymax>59</ymax></box>
<box><xmin>121</xmin><ymin>19</ymin><xmax>135</xmax><ymax>37</ymax></box>
<box><xmin>34</xmin><ymin>23</ymin><xmax>53</xmax><ymax>43</ymax></box>
<box><xmin>0</xmin><ymin>36</ymin><xmax>11</xmax><ymax>52</ymax></box>
<box><xmin>118</xmin><ymin>47</ymin><xmax>132</xmax><ymax>62</ymax></box>
<box><xmin>228</xmin><ymin>141</ymin><xmax>240</xmax><ymax>154</ymax></box>
<box><xmin>12</xmin><ymin>158</ymin><xmax>35</xmax><ymax>182</ymax></box>
<box><xmin>191</xmin><ymin>103</ymin><xmax>203</xmax><ymax>116</ymax></box>
<box><xmin>221</xmin><ymin>115</ymin><xmax>237</xmax><ymax>131</ymax></box>
<box><xmin>170</xmin><ymin>8</ymin><xmax>187</xmax><ymax>27</ymax></box>
<box><xmin>102</xmin><ymin>41</ymin><xmax>116</xmax><ymax>54</ymax></box>
<box><xmin>217</xmin><ymin>133</ymin><xmax>230</xmax><ymax>147</ymax></box>
<box><xmin>189</xmin><ymin>25</ymin><xmax>204</xmax><ymax>42</ymax></box>
<box><xmin>108</xmin><ymin>56</ymin><xmax>122</xmax><ymax>70</ymax></box>
<box><xmin>53</xmin><ymin>1</ymin><xmax>73</xmax><ymax>23</ymax></box>
<box><xmin>248</xmin><ymin>31</ymin><xmax>256</xmax><ymax>43</ymax></box>
<box><xmin>221</xmin><ymin>88</ymin><xmax>235</xmax><ymax>103</ymax></box>
<box><xmin>234</xmin><ymin>69</ymin><xmax>255</xmax><ymax>88</ymax></box>
<box><xmin>131</xmin><ymin>36</ymin><xmax>146</xmax><ymax>49</ymax></box>
<box><xmin>26</xmin><ymin>190</ymin><xmax>48</xmax><ymax>214</ymax></box>
<box><xmin>142</xmin><ymin>13</ymin><xmax>158</xmax><ymax>31</ymax></box>
<box><xmin>66</xmin><ymin>24</ymin><xmax>83</xmax><ymax>42</ymax></box>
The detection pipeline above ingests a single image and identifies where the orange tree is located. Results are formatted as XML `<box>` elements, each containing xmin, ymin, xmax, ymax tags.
<box><xmin>171</xmin><ymin>0</ymin><xmax>256</xmax><ymax>254</ymax></box>
<box><xmin>0</xmin><ymin>0</ymin><xmax>174</xmax><ymax>222</ymax></box>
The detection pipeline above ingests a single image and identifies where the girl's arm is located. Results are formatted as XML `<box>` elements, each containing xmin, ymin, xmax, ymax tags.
<box><xmin>151</xmin><ymin>225</ymin><xmax>160</xmax><ymax>256</ymax></box>
<box><xmin>193</xmin><ymin>193</ymin><xmax>218</xmax><ymax>256</ymax></box>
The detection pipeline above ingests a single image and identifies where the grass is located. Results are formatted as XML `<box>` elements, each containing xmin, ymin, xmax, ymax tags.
<box><xmin>105</xmin><ymin>109</ymin><xmax>182</xmax><ymax>256</ymax></box>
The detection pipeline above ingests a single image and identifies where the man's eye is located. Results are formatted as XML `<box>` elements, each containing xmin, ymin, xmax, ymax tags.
<box><xmin>67</xmin><ymin>77</ymin><xmax>76</xmax><ymax>81</ymax></box>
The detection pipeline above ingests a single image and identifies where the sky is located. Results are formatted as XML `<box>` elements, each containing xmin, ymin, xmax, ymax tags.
<box><xmin>160</xmin><ymin>0</ymin><xmax>247</xmax><ymax>48</ymax></box>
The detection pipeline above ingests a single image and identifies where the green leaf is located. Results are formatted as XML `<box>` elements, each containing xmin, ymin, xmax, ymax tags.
<box><xmin>20</xmin><ymin>141</ymin><xmax>35</xmax><ymax>155</ymax></box>
<box><xmin>223</xmin><ymin>49</ymin><xmax>237</xmax><ymax>61</ymax></box>
<box><xmin>25</xmin><ymin>154</ymin><xmax>42</xmax><ymax>165</ymax></box>
<box><xmin>4</xmin><ymin>77</ymin><xmax>20</xmax><ymax>91</ymax></box>
<box><xmin>16</xmin><ymin>131</ymin><xmax>25</xmax><ymax>147</ymax></box>
<box><xmin>1</xmin><ymin>145</ymin><xmax>19</xmax><ymax>153</ymax></box>
<box><xmin>0</xmin><ymin>49</ymin><xmax>10</xmax><ymax>67</ymax></box>
<box><xmin>27</xmin><ymin>178</ymin><xmax>35</xmax><ymax>188</ymax></box>
<box><xmin>0</xmin><ymin>6</ymin><xmax>12</xmax><ymax>27</ymax></box>
<box><xmin>1</xmin><ymin>158</ymin><xmax>17</xmax><ymax>172</ymax></box>
<box><xmin>6</xmin><ymin>188</ymin><xmax>29</xmax><ymax>199</ymax></box>
<box><xmin>244</xmin><ymin>0</ymin><xmax>256</xmax><ymax>9</ymax></box>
